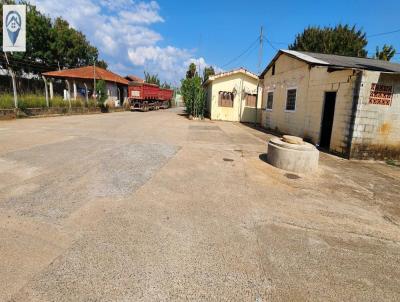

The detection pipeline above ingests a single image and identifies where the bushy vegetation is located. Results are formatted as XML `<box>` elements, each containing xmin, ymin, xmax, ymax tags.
<box><xmin>180</xmin><ymin>65</ymin><xmax>206</xmax><ymax>118</ymax></box>
<box><xmin>0</xmin><ymin>1</ymin><xmax>107</xmax><ymax>74</ymax></box>
<box><xmin>289</xmin><ymin>24</ymin><xmax>396</xmax><ymax>60</ymax></box>
<box><xmin>0</xmin><ymin>94</ymin><xmax>84</xmax><ymax>109</ymax></box>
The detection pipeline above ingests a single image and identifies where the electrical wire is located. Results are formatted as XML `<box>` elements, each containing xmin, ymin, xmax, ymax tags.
<box><xmin>367</xmin><ymin>28</ymin><xmax>400</xmax><ymax>38</ymax></box>
<box><xmin>221</xmin><ymin>36</ymin><xmax>260</xmax><ymax>68</ymax></box>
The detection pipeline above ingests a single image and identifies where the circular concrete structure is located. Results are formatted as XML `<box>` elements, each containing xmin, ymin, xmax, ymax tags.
<box><xmin>267</xmin><ymin>136</ymin><xmax>319</xmax><ymax>173</ymax></box>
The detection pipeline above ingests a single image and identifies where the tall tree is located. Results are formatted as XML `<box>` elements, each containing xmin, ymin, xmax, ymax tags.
<box><xmin>186</xmin><ymin>63</ymin><xmax>197</xmax><ymax>79</ymax></box>
<box><xmin>203</xmin><ymin>66</ymin><xmax>215</xmax><ymax>82</ymax></box>
<box><xmin>96</xmin><ymin>60</ymin><xmax>108</xmax><ymax>70</ymax></box>
<box><xmin>50</xmin><ymin>18</ymin><xmax>98</xmax><ymax>69</ymax></box>
<box><xmin>374</xmin><ymin>44</ymin><xmax>396</xmax><ymax>61</ymax></box>
<box><xmin>289</xmin><ymin>24</ymin><xmax>368</xmax><ymax>57</ymax></box>
<box><xmin>0</xmin><ymin>2</ymin><xmax>107</xmax><ymax>73</ymax></box>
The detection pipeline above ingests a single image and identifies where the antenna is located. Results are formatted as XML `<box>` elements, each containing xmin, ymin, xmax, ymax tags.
<box><xmin>258</xmin><ymin>26</ymin><xmax>263</xmax><ymax>73</ymax></box>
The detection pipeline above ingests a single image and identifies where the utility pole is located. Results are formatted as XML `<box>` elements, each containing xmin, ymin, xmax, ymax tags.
<box><xmin>258</xmin><ymin>26</ymin><xmax>263</xmax><ymax>74</ymax></box>
<box><xmin>255</xmin><ymin>26</ymin><xmax>263</xmax><ymax>126</ymax></box>
<box><xmin>4</xmin><ymin>52</ymin><xmax>18</xmax><ymax>109</ymax></box>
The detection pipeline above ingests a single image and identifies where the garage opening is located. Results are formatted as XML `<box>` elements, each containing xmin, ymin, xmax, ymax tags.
<box><xmin>320</xmin><ymin>92</ymin><xmax>337</xmax><ymax>150</ymax></box>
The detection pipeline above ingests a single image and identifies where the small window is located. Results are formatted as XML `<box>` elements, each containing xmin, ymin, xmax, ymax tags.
<box><xmin>286</xmin><ymin>89</ymin><xmax>296</xmax><ymax>111</ymax></box>
<box><xmin>245</xmin><ymin>94</ymin><xmax>257</xmax><ymax>107</ymax></box>
<box><xmin>272</xmin><ymin>64</ymin><xmax>276</xmax><ymax>76</ymax></box>
<box><xmin>218</xmin><ymin>91</ymin><xmax>234</xmax><ymax>107</ymax></box>
<box><xmin>266</xmin><ymin>92</ymin><xmax>273</xmax><ymax>110</ymax></box>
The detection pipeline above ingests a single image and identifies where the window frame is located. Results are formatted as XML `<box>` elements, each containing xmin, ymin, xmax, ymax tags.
<box><xmin>285</xmin><ymin>87</ymin><xmax>297</xmax><ymax>112</ymax></box>
<box><xmin>245</xmin><ymin>93</ymin><xmax>257</xmax><ymax>108</ymax></box>
<box><xmin>218</xmin><ymin>91</ymin><xmax>234</xmax><ymax>108</ymax></box>
<box><xmin>265</xmin><ymin>90</ymin><xmax>274</xmax><ymax>111</ymax></box>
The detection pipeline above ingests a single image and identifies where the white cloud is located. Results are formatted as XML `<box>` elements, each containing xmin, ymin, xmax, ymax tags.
<box><xmin>31</xmin><ymin>0</ymin><xmax>219</xmax><ymax>84</ymax></box>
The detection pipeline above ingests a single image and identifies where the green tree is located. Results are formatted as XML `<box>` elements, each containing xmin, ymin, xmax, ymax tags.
<box><xmin>374</xmin><ymin>44</ymin><xmax>396</xmax><ymax>61</ymax></box>
<box><xmin>289</xmin><ymin>24</ymin><xmax>368</xmax><ymax>57</ymax></box>
<box><xmin>51</xmin><ymin>18</ymin><xmax>98</xmax><ymax>69</ymax></box>
<box><xmin>180</xmin><ymin>75</ymin><xmax>205</xmax><ymax>118</ymax></box>
<box><xmin>96</xmin><ymin>60</ymin><xmax>108</xmax><ymax>69</ymax></box>
<box><xmin>0</xmin><ymin>2</ymin><xmax>107</xmax><ymax>73</ymax></box>
<box><xmin>96</xmin><ymin>80</ymin><xmax>107</xmax><ymax>104</ymax></box>
<box><xmin>144</xmin><ymin>71</ymin><xmax>161</xmax><ymax>86</ymax></box>
<box><xmin>203</xmin><ymin>66</ymin><xmax>215</xmax><ymax>82</ymax></box>
<box><xmin>186</xmin><ymin>63</ymin><xmax>197</xmax><ymax>79</ymax></box>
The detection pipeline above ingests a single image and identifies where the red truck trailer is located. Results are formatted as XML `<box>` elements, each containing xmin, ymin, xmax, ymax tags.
<box><xmin>128</xmin><ymin>82</ymin><xmax>173</xmax><ymax>111</ymax></box>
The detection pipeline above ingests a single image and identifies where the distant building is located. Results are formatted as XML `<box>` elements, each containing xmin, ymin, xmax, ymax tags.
<box><xmin>204</xmin><ymin>68</ymin><xmax>262</xmax><ymax>122</ymax></box>
<box><xmin>259</xmin><ymin>50</ymin><xmax>400</xmax><ymax>159</ymax></box>
<box><xmin>43</xmin><ymin>66</ymin><xmax>129</xmax><ymax>106</ymax></box>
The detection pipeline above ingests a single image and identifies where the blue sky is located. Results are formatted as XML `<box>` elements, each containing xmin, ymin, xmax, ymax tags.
<box><xmin>32</xmin><ymin>0</ymin><xmax>400</xmax><ymax>83</ymax></box>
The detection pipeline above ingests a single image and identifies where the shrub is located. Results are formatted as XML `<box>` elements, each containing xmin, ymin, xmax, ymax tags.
<box><xmin>180</xmin><ymin>75</ymin><xmax>206</xmax><ymax>118</ymax></box>
<box><xmin>0</xmin><ymin>94</ymin><xmax>15</xmax><ymax>109</ymax></box>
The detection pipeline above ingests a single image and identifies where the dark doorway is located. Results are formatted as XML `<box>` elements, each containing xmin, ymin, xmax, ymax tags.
<box><xmin>320</xmin><ymin>92</ymin><xmax>337</xmax><ymax>149</ymax></box>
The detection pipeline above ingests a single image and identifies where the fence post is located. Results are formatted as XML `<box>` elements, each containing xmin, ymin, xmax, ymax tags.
<box><xmin>4</xmin><ymin>53</ymin><xmax>18</xmax><ymax>108</ymax></box>
<box><xmin>42</xmin><ymin>76</ymin><xmax>49</xmax><ymax>107</ymax></box>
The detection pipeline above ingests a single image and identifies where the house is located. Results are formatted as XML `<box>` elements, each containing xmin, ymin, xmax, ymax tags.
<box><xmin>259</xmin><ymin>50</ymin><xmax>400</xmax><ymax>160</ymax></box>
<box><xmin>43</xmin><ymin>66</ymin><xmax>129</xmax><ymax>106</ymax></box>
<box><xmin>204</xmin><ymin>68</ymin><xmax>263</xmax><ymax>122</ymax></box>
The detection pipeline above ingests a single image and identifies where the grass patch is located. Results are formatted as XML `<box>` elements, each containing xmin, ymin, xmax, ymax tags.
<box><xmin>0</xmin><ymin>94</ymin><xmax>89</xmax><ymax>109</ymax></box>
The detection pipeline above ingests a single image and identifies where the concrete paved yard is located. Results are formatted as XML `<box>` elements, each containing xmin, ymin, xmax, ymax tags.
<box><xmin>0</xmin><ymin>109</ymin><xmax>399</xmax><ymax>301</ymax></box>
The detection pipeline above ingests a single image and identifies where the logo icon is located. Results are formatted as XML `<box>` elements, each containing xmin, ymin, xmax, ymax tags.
<box><xmin>6</xmin><ymin>10</ymin><xmax>22</xmax><ymax>46</ymax></box>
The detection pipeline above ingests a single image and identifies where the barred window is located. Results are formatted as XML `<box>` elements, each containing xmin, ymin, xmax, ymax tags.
<box><xmin>286</xmin><ymin>89</ymin><xmax>297</xmax><ymax>111</ymax></box>
<box><xmin>218</xmin><ymin>91</ymin><xmax>234</xmax><ymax>107</ymax></box>
<box><xmin>245</xmin><ymin>94</ymin><xmax>257</xmax><ymax>107</ymax></box>
<box><xmin>266</xmin><ymin>92</ymin><xmax>273</xmax><ymax>110</ymax></box>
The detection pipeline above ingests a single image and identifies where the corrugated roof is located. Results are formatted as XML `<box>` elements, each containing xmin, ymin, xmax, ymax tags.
<box><xmin>43</xmin><ymin>66</ymin><xmax>129</xmax><ymax>85</ymax></box>
<box><xmin>260</xmin><ymin>50</ymin><xmax>400</xmax><ymax>78</ymax></box>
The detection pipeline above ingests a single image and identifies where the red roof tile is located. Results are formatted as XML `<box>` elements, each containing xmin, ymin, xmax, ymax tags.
<box><xmin>43</xmin><ymin>66</ymin><xmax>129</xmax><ymax>85</ymax></box>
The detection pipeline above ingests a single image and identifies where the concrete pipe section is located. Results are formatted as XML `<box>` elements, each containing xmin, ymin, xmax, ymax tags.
<box><xmin>267</xmin><ymin>135</ymin><xmax>319</xmax><ymax>173</ymax></box>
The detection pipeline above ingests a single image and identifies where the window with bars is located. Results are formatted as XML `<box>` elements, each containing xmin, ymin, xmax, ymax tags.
<box><xmin>285</xmin><ymin>89</ymin><xmax>297</xmax><ymax>111</ymax></box>
<box><xmin>266</xmin><ymin>91</ymin><xmax>273</xmax><ymax>110</ymax></box>
<box><xmin>218</xmin><ymin>91</ymin><xmax>234</xmax><ymax>107</ymax></box>
<box><xmin>245</xmin><ymin>94</ymin><xmax>257</xmax><ymax>107</ymax></box>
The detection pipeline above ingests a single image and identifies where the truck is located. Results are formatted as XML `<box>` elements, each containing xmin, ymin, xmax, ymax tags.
<box><xmin>128</xmin><ymin>82</ymin><xmax>174</xmax><ymax>111</ymax></box>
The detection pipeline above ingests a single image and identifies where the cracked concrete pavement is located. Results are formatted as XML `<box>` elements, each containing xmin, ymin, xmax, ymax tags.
<box><xmin>0</xmin><ymin>109</ymin><xmax>399</xmax><ymax>301</ymax></box>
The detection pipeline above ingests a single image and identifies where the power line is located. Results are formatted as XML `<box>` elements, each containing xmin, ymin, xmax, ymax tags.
<box><xmin>263</xmin><ymin>36</ymin><xmax>279</xmax><ymax>51</ymax></box>
<box><xmin>367</xmin><ymin>28</ymin><xmax>400</xmax><ymax>38</ymax></box>
<box><xmin>221</xmin><ymin>36</ymin><xmax>259</xmax><ymax>68</ymax></box>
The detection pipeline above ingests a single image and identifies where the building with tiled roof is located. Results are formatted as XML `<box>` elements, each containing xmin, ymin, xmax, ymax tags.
<box><xmin>43</xmin><ymin>66</ymin><xmax>128</xmax><ymax>105</ymax></box>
